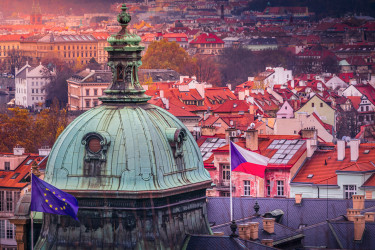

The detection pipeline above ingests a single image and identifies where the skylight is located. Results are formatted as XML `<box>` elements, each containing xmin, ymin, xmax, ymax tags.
<box><xmin>307</xmin><ymin>174</ymin><xmax>314</xmax><ymax>178</ymax></box>
<box><xmin>25</xmin><ymin>159</ymin><xmax>33</xmax><ymax>165</ymax></box>
<box><xmin>11</xmin><ymin>173</ymin><xmax>20</xmax><ymax>179</ymax></box>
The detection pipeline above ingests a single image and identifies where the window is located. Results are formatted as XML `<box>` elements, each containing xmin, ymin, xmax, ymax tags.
<box><xmin>222</xmin><ymin>165</ymin><xmax>230</xmax><ymax>181</ymax></box>
<box><xmin>4</xmin><ymin>162</ymin><xmax>10</xmax><ymax>171</ymax></box>
<box><xmin>244</xmin><ymin>180</ymin><xmax>250</xmax><ymax>196</ymax></box>
<box><xmin>320</xmin><ymin>103</ymin><xmax>323</xmax><ymax>107</ymax></box>
<box><xmin>6</xmin><ymin>191</ymin><xmax>12</xmax><ymax>212</ymax></box>
<box><xmin>36</xmin><ymin>89</ymin><xmax>38</xmax><ymax>94</ymax></box>
<box><xmin>32</xmin><ymin>89</ymin><xmax>34</xmax><ymax>93</ymax></box>
<box><xmin>344</xmin><ymin>185</ymin><xmax>356</xmax><ymax>199</ymax></box>
<box><xmin>221</xmin><ymin>192</ymin><xmax>230</xmax><ymax>197</ymax></box>
<box><xmin>93</xmin><ymin>100</ymin><xmax>98</xmax><ymax>107</ymax></box>
<box><xmin>311</xmin><ymin>103</ymin><xmax>314</xmax><ymax>107</ymax></box>
<box><xmin>0</xmin><ymin>191</ymin><xmax>3</xmax><ymax>211</ymax></box>
<box><xmin>86</xmin><ymin>100</ymin><xmax>90</xmax><ymax>108</ymax></box>
<box><xmin>94</xmin><ymin>89</ymin><xmax>98</xmax><ymax>96</ymax></box>
<box><xmin>266</xmin><ymin>180</ymin><xmax>271</xmax><ymax>196</ymax></box>
<box><xmin>6</xmin><ymin>220</ymin><xmax>14</xmax><ymax>239</ymax></box>
<box><xmin>277</xmin><ymin>180</ymin><xmax>284</xmax><ymax>196</ymax></box>
<box><xmin>86</xmin><ymin>89</ymin><xmax>90</xmax><ymax>96</ymax></box>
<box><xmin>366</xmin><ymin>106</ymin><xmax>369</xmax><ymax>111</ymax></box>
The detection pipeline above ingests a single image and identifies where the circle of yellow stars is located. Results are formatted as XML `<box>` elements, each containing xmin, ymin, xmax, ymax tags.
<box><xmin>44</xmin><ymin>188</ymin><xmax>68</xmax><ymax>211</ymax></box>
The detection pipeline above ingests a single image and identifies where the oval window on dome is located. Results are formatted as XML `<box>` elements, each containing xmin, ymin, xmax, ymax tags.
<box><xmin>88</xmin><ymin>138</ymin><xmax>101</xmax><ymax>153</ymax></box>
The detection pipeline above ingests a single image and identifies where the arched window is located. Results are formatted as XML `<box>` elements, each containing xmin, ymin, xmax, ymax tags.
<box><xmin>117</xmin><ymin>64</ymin><xmax>124</xmax><ymax>81</ymax></box>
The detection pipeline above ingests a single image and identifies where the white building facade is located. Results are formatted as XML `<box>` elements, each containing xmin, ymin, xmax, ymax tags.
<box><xmin>15</xmin><ymin>63</ymin><xmax>54</xmax><ymax>109</ymax></box>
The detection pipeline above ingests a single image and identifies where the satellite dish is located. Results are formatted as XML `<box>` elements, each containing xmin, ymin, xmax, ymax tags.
<box><xmin>250</xmin><ymin>123</ymin><xmax>255</xmax><ymax>129</ymax></box>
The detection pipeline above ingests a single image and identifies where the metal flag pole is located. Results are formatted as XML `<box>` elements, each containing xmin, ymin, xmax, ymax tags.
<box><xmin>30</xmin><ymin>170</ymin><xmax>34</xmax><ymax>250</ymax></box>
<box><xmin>229</xmin><ymin>141</ymin><xmax>233</xmax><ymax>222</ymax></box>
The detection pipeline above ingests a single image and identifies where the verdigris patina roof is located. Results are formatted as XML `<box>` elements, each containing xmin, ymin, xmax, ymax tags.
<box><xmin>44</xmin><ymin>103</ymin><xmax>211</xmax><ymax>195</ymax></box>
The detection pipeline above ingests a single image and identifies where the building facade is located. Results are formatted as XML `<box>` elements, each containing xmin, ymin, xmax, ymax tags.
<box><xmin>15</xmin><ymin>62</ymin><xmax>53</xmax><ymax>109</ymax></box>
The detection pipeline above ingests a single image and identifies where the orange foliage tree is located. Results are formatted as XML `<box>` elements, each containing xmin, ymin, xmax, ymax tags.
<box><xmin>0</xmin><ymin>100</ymin><xmax>68</xmax><ymax>153</ymax></box>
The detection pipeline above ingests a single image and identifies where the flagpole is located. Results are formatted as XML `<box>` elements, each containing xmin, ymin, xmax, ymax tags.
<box><xmin>229</xmin><ymin>141</ymin><xmax>233</xmax><ymax>222</ymax></box>
<box><xmin>30</xmin><ymin>171</ymin><xmax>34</xmax><ymax>250</ymax></box>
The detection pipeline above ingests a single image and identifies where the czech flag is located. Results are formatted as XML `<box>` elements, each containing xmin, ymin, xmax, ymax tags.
<box><xmin>230</xmin><ymin>141</ymin><xmax>270</xmax><ymax>178</ymax></box>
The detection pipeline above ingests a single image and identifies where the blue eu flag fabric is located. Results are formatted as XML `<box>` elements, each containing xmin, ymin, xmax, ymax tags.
<box><xmin>30</xmin><ymin>174</ymin><xmax>79</xmax><ymax>221</ymax></box>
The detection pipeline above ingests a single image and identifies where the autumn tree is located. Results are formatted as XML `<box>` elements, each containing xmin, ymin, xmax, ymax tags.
<box><xmin>141</xmin><ymin>40</ymin><xmax>195</xmax><ymax>75</ymax></box>
<box><xmin>41</xmin><ymin>57</ymin><xmax>73</xmax><ymax>107</ymax></box>
<box><xmin>192</xmin><ymin>55</ymin><xmax>222</xmax><ymax>85</ymax></box>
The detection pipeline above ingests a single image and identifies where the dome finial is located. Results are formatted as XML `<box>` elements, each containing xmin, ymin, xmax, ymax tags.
<box><xmin>117</xmin><ymin>4</ymin><xmax>131</xmax><ymax>27</ymax></box>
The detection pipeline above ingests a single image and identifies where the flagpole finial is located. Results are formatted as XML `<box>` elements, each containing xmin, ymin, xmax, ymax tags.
<box><xmin>230</xmin><ymin>220</ymin><xmax>238</xmax><ymax>237</ymax></box>
<box><xmin>253</xmin><ymin>201</ymin><xmax>260</xmax><ymax>217</ymax></box>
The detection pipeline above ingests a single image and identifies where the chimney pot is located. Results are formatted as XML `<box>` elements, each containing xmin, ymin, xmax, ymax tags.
<box><xmin>225</xmin><ymin>128</ymin><xmax>236</xmax><ymax>144</ymax></box>
<box><xmin>337</xmin><ymin>140</ymin><xmax>345</xmax><ymax>161</ymax></box>
<box><xmin>262</xmin><ymin>218</ymin><xmax>275</xmax><ymax>234</ymax></box>
<box><xmin>249</xmin><ymin>222</ymin><xmax>259</xmax><ymax>240</ymax></box>
<box><xmin>347</xmin><ymin>208</ymin><xmax>361</xmax><ymax>221</ymax></box>
<box><xmin>354</xmin><ymin>215</ymin><xmax>365</xmax><ymax>241</ymax></box>
<box><xmin>364</xmin><ymin>212</ymin><xmax>375</xmax><ymax>222</ymax></box>
<box><xmin>238</xmin><ymin>223</ymin><xmax>249</xmax><ymax>240</ymax></box>
<box><xmin>350</xmin><ymin>139</ymin><xmax>360</xmax><ymax>162</ymax></box>
<box><xmin>295</xmin><ymin>193</ymin><xmax>302</xmax><ymax>205</ymax></box>
<box><xmin>352</xmin><ymin>195</ymin><xmax>365</xmax><ymax>210</ymax></box>
<box><xmin>365</xmin><ymin>190</ymin><xmax>372</xmax><ymax>200</ymax></box>
<box><xmin>246</xmin><ymin>129</ymin><xmax>258</xmax><ymax>151</ymax></box>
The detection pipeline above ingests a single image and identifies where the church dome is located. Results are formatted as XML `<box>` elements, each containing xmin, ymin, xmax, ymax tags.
<box><xmin>44</xmin><ymin>103</ymin><xmax>211</xmax><ymax>194</ymax></box>
<box><xmin>43</xmin><ymin>4</ymin><xmax>211</xmax><ymax>197</ymax></box>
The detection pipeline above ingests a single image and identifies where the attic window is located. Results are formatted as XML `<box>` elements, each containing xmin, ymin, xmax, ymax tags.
<box><xmin>364</xmin><ymin>150</ymin><xmax>370</xmax><ymax>154</ymax></box>
<box><xmin>307</xmin><ymin>174</ymin><xmax>314</xmax><ymax>178</ymax></box>
<box><xmin>0</xmin><ymin>175</ymin><xmax>5</xmax><ymax>179</ymax></box>
<box><xmin>11</xmin><ymin>173</ymin><xmax>20</xmax><ymax>179</ymax></box>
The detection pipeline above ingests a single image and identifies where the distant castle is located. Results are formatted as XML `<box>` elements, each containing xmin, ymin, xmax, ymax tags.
<box><xmin>30</xmin><ymin>0</ymin><xmax>42</xmax><ymax>25</ymax></box>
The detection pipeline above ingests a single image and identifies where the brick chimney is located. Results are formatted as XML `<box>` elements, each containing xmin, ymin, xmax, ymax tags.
<box><xmin>249</xmin><ymin>222</ymin><xmax>259</xmax><ymax>240</ymax></box>
<box><xmin>225</xmin><ymin>128</ymin><xmax>236</xmax><ymax>144</ymax></box>
<box><xmin>337</xmin><ymin>140</ymin><xmax>345</xmax><ymax>161</ymax></box>
<box><xmin>350</xmin><ymin>139</ymin><xmax>360</xmax><ymax>162</ymax></box>
<box><xmin>262</xmin><ymin>218</ymin><xmax>275</xmax><ymax>234</ymax></box>
<box><xmin>295</xmin><ymin>193</ymin><xmax>302</xmax><ymax>205</ymax></box>
<box><xmin>364</xmin><ymin>212</ymin><xmax>375</xmax><ymax>222</ymax></box>
<box><xmin>347</xmin><ymin>209</ymin><xmax>361</xmax><ymax>221</ymax></box>
<box><xmin>354</xmin><ymin>215</ymin><xmax>365</xmax><ymax>241</ymax></box>
<box><xmin>238</xmin><ymin>224</ymin><xmax>250</xmax><ymax>240</ymax></box>
<box><xmin>261</xmin><ymin>239</ymin><xmax>273</xmax><ymax>247</ymax></box>
<box><xmin>352</xmin><ymin>195</ymin><xmax>365</xmax><ymax>210</ymax></box>
<box><xmin>245</xmin><ymin>129</ymin><xmax>258</xmax><ymax>151</ymax></box>
<box><xmin>365</xmin><ymin>190</ymin><xmax>372</xmax><ymax>200</ymax></box>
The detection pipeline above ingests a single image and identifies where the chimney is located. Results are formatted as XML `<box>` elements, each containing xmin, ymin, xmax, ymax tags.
<box><xmin>38</xmin><ymin>146</ymin><xmax>51</xmax><ymax>157</ymax></box>
<box><xmin>337</xmin><ymin>140</ymin><xmax>345</xmax><ymax>161</ymax></box>
<box><xmin>262</xmin><ymin>218</ymin><xmax>275</xmax><ymax>234</ymax></box>
<box><xmin>364</xmin><ymin>212</ymin><xmax>375</xmax><ymax>222</ymax></box>
<box><xmin>350</xmin><ymin>139</ymin><xmax>360</xmax><ymax>162</ymax></box>
<box><xmin>347</xmin><ymin>209</ymin><xmax>361</xmax><ymax>221</ymax></box>
<box><xmin>302</xmin><ymin>129</ymin><xmax>317</xmax><ymax>158</ymax></box>
<box><xmin>295</xmin><ymin>193</ymin><xmax>302</xmax><ymax>205</ymax></box>
<box><xmin>13</xmin><ymin>146</ymin><xmax>25</xmax><ymax>156</ymax></box>
<box><xmin>352</xmin><ymin>195</ymin><xmax>365</xmax><ymax>210</ymax></box>
<box><xmin>261</xmin><ymin>239</ymin><xmax>273</xmax><ymax>247</ymax></box>
<box><xmin>249</xmin><ymin>222</ymin><xmax>259</xmax><ymax>240</ymax></box>
<box><xmin>246</xmin><ymin>129</ymin><xmax>258</xmax><ymax>151</ymax></box>
<box><xmin>353</xmin><ymin>215</ymin><xmax>365</xmax><ymax>241</ymax></box>
<box><xmin>301</xmin><ymin>128</ymin><xmax>316</xmax><ymax>139</ymax></box>
<box><xmin>238</xmin><ymin>224</ymin><xmax>250</xmax><ymax>240</ymax></box>
<box><xmin>202</xmin><ymin>126</ymin><xmax>215</xmax><ymax>136</ymax></box>
<box><xmin>225</xmin><ymin>128</ymin><xmax>236</xmax><ymax>144</ymax></box>
<box><xmin>365</xmin><ymin>190</ymin><xmax>372</xmax><ymax>200</ymax></box>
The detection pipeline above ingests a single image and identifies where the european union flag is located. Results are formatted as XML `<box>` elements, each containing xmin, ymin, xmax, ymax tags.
<box><xmin>30</xmin><ymin>174</ymin><xmax>79</xmax><ymax>221</ymax></box>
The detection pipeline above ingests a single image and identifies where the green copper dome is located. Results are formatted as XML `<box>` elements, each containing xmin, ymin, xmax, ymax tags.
<box><xmin>43</xmin><ymin>4</ymin><xmax>211</xmax><ymax>196</ymax></box>
<box><xmin>44</xmin><ymin>103</ymin><xmax>211</xmax><ymax>194</ymax></box>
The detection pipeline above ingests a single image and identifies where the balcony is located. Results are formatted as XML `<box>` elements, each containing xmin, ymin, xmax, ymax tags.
<box><xmin>215</xmin><ymin>180</ymin><xmax>235</xmax><ymax>191</ymax></box>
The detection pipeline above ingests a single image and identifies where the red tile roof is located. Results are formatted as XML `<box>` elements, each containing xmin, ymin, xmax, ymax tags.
<box><xmin>205</xmin><ymin>87</ymin><xmax>237</xmax><ymax>105</ymax></box>
<box><xmin>190</xmin><ymin>33</ymin><xmax>224</xmax><ymax>44</ymax></box>
<box><xmin>0</xmin><ymin>155</ymin><xmax>43</xmax><ymax>189</ymax></box>
<box><xmin>363</xmin><ymin>173</ymin><xmax>375</xmax><ymax>187</ymax></box>
<box><xmin>213</xmin><ymin>100</ymin><xmax>249</xmax><ymax>113</ymax></box>
<box><xmin>292</xmin><ymin>144</ymin><xmax>375</xmax><ymax>185</ymax></box>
